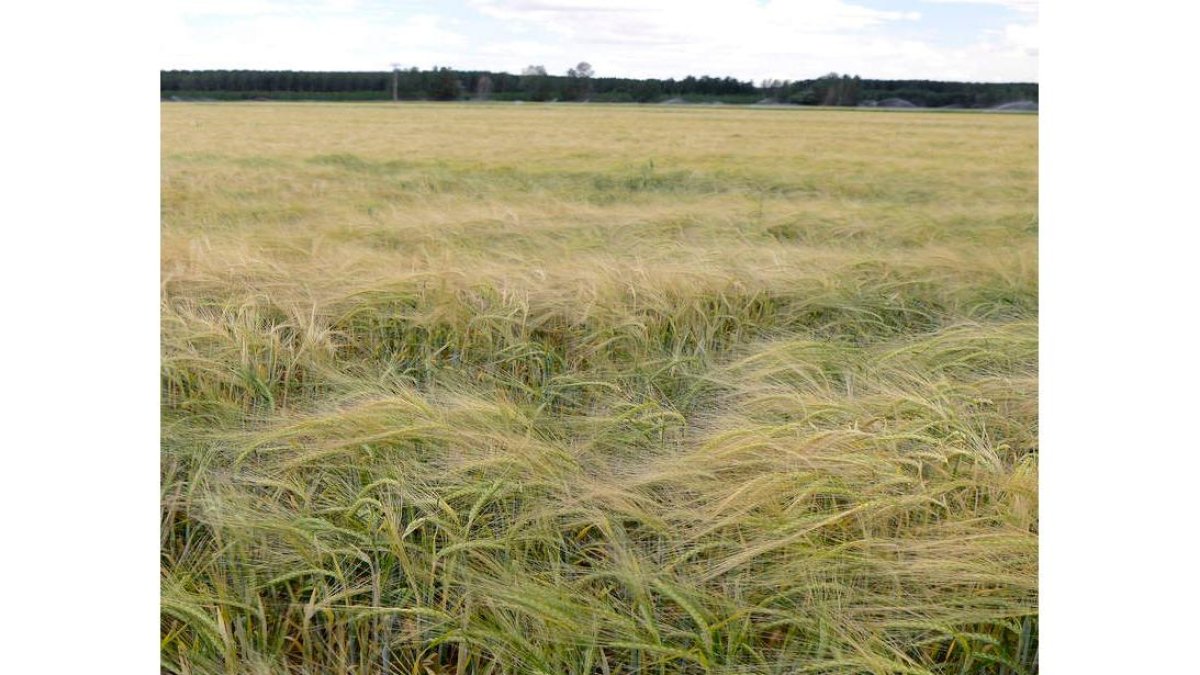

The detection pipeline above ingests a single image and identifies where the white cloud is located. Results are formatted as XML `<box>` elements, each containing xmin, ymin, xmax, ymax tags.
<box><xmin>172</xmin><ymin>0</ymin><xmax>362</xmax><ymax>17</ymax></box>
<box><xmin>461</xmin><ymin>0</ymin><xmax>934</xmax><ymax>79</ymax></box>
<box><xmin>470</xmin><ymin>0</ymin><xmax>920</xmax><ymax>44</ymax></box>
<box><xmin>462</xmin><ymin>0</ymin><xmax>1039</xmax><ymax>81</ymax></box>
<box><xmin>921</xmin><ymin>0</ymin><xmax>1037</xmax><ymax>13</ymax></box>
<box><xmin>918</xmin><ymin>21</ymin><xmax>1037</xmax><ymax>81</ymax></box>
<box><xmin>163</xmin><ymin>0</ymin><xmax>1037</xmax><ymax>81</ymax></box>
<box><xmin>163</xmin><ymin>9</ymin><xmax>466</xmax><ymax>71</ymax></box>
<box><xmin>1004</xmin><ymin>22</ymin><xmax>1039</xmax><ymax>57</ymax></box>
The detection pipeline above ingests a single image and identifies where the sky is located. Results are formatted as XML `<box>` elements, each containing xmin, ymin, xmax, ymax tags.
<box><xmin>162</xmin><ymin>0</ymin><xmax>1037</xmax><ymax>82</ymax></box>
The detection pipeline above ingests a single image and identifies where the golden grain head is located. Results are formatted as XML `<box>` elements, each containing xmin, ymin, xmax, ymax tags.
<box><xmin>162</xmin><ymin>102</ymin><xmax>1037</xmax><ymax>674</ymax></box>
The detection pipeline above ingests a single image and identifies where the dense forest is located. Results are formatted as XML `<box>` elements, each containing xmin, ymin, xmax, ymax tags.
<box><xmin>161</xmin><ymin>66</ymin><xmax>1037</xmax><ymax>108</ymax></box>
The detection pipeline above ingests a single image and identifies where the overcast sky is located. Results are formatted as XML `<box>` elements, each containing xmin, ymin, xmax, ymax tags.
<box><xmin>163</xmin><ymin>0</ymin><xmax>1037</xmax><ymax>82</ymax></box>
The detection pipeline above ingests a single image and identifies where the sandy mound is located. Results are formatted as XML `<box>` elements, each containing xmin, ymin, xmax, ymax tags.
<box><xmin>878</xmin><ymin>98</ymin><xmax>917</xmax><ymax>108</ymax></box>
<box><xmin>994</xmin><ymin>101</ymin><xmax>1038</xmax><ymax>111</ymax></box>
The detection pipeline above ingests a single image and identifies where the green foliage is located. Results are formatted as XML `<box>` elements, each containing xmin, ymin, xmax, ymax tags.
<box><xmin>162</xmin><ymin>69</ymin><xmax>1038</xmax><ymax>107</ymax></box>
<box><xmin>429</xmin><ymin>67</ymin><xmax>464</xmax><ymax>101</ymax></box>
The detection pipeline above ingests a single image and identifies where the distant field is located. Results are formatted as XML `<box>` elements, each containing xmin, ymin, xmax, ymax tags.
<box><xmin>161</xmin><ymin>102</ymin><xmax>1038</xmax><ymax>674</ymax></box>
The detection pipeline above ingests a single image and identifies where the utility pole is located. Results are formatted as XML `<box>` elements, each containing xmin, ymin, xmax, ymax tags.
<box><xmin>391</xmin><ymin>63</ymin><xmax>403</xmax><ymax>102</ymax></box>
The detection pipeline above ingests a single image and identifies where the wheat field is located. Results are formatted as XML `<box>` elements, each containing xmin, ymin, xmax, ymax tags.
<box><xmin>161</xmin><ymin>102</ymin><xmax>1038</xmax><ymax>674</ymax></box>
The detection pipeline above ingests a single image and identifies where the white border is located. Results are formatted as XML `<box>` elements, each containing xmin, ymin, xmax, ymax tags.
<box><xmin>4</xmin><ymin>0</ymin><xmax>160</xmax><ymax>671</ymax></box>
<box><xmin>1042</xmin><ymin>1</ymin><xmax>1197</xmax><ymax>672</ymax></box>
<box><xmin>8</xmin><ymin>1</ymin><xmax>1197</xmax><ymax>672</ymax></box>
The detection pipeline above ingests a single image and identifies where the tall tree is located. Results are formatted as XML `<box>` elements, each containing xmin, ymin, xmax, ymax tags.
<box><xmin>565</xmin><ymin>61</ymin><xmax>595</xmax><ymax>101</ymax></box>
<box><xmin>520</xmin><ymin>65</ymin><xmax>551</xmax><ymax>101</ymax></box>
<box><xmin>474</xmin><ymin>74</ymin><xmax>494</xmax><ymax>101</ymax></box>
<box><xmin>430</xmin><ymin>67</ymin><xmax>462</xmax><ymax>100</ymax></box>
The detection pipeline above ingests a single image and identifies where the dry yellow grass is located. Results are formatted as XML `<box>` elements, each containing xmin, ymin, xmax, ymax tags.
<box><xmin>162</xmin><ymin>102</ymin><xmax>1037</xmax><ymax>674</ymax></box>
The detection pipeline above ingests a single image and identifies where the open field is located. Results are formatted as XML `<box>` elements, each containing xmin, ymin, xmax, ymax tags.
<box><xmin>162</xmin><ymin>102</ymin><xmax>1037</xmax><ymax>674</ymax></box>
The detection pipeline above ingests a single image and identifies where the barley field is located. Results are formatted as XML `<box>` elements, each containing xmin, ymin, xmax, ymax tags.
<box><xmin>161</xmin><ymin>102</ymin><xmax>1037</xmax><ymax>674</ymax></box>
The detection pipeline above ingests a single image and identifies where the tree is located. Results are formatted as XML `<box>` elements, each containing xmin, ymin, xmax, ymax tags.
<box><xmin>760</xmin><ymin>78</ymin><xmax>788</xmax><ymax>102</ymax></box>
<box><xmin>520</xmin><ymin>65</ymin><xmax>552</xmax><ymax>101</ymax></box>
<box><xmin>575</xmin><ymin>62</ymin><xmax>594</xmax><ymax>100</ymax></box>
<box><xmin>816</xmin><ymin>72</ymin><xmax>840</xmax><ymax>106</ymax></box>
<box><xmin>564</xmin><ymin>61</ymin><xmax>595</xmax><ymax>101</ymax></box>
<box><xmin>474</xmin><ymin>74</ymin><xmax>493</xmax><ymax>101</ymax></box>
<box><xmin>844</xmin><ymin>75</ymin><xmax>861</xmax><ymax>107</ymax></box>
<box><xmin>430</xmin><ymin>67</ymin><xmax>462</xmax><ymax>100</ymax></box>
<box><xmin>632</xmin><ymin>80</ymin><xmax>662</xmax><ymax>103</ymax></box>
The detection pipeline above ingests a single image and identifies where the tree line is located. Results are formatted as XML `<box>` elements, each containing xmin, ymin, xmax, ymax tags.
<box><xmin>161</xmin><ymin>67</ymin><xmax>1037</xmax><ymax>108</ymax></box>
